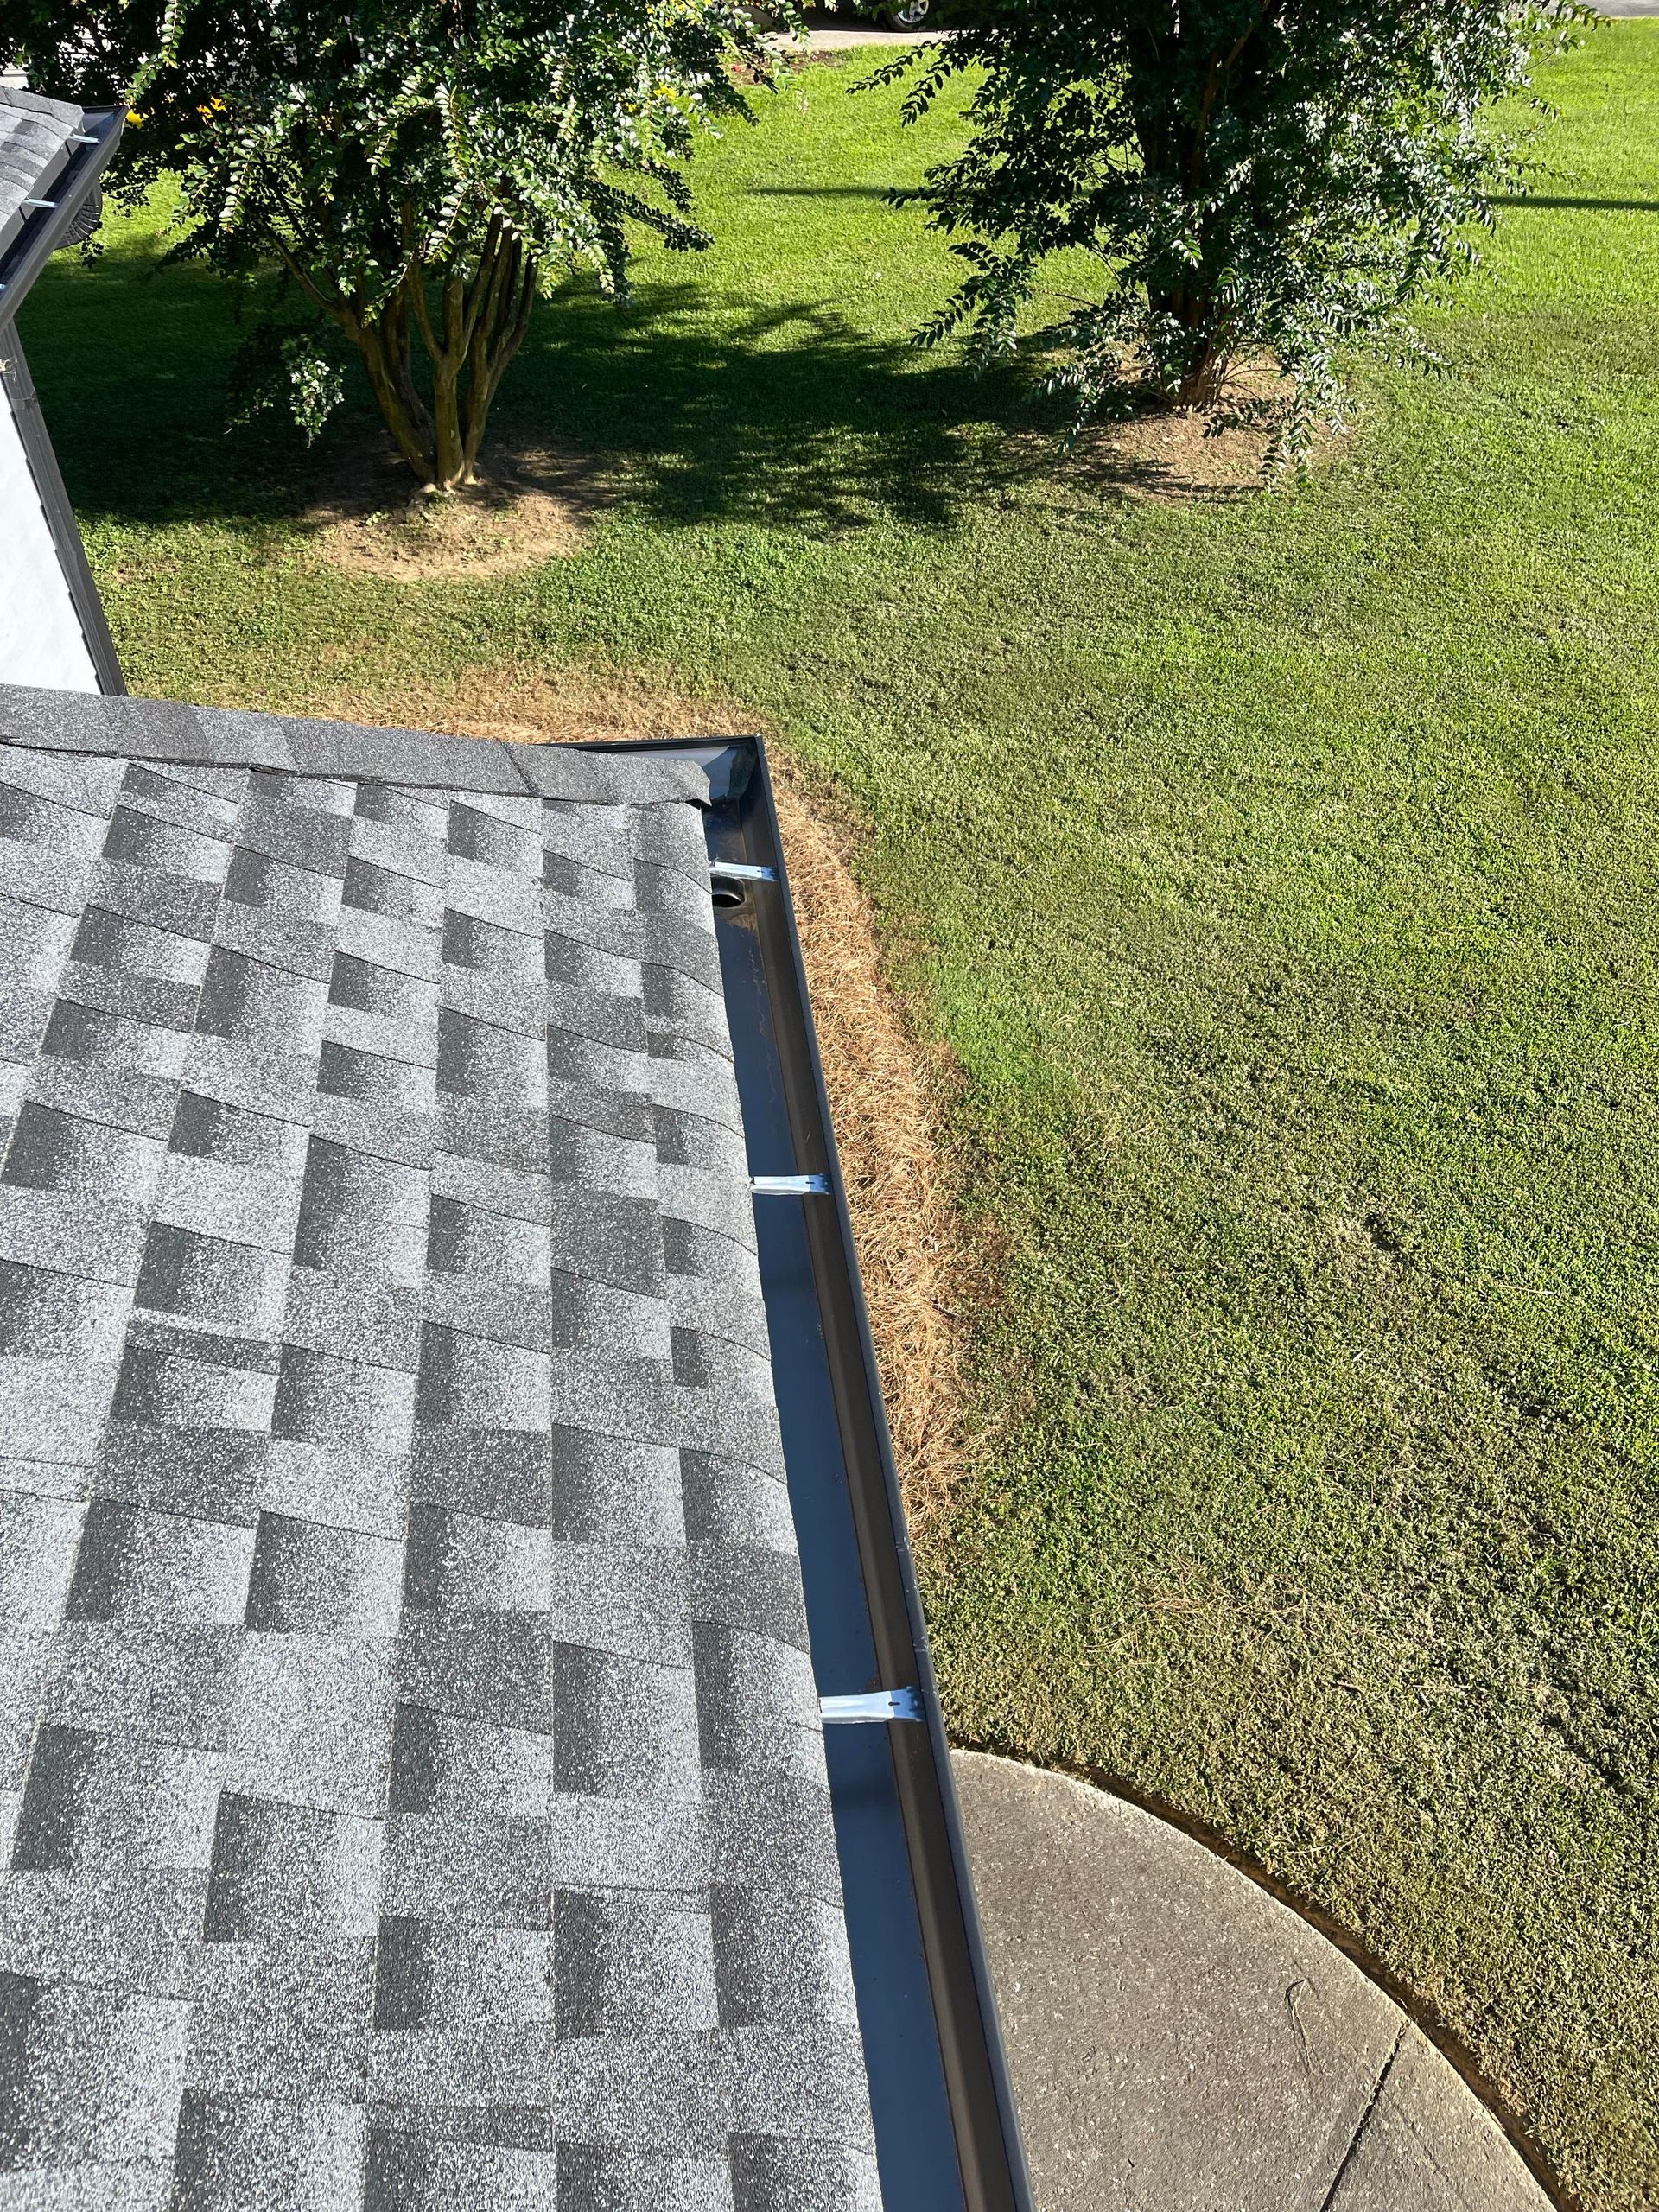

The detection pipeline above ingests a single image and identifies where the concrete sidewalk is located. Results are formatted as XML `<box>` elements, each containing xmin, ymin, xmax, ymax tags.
<box><xmin>954</xmin><ymin>1752</ymin><xmax>1554</xmax><ymax>2212</ymax></box>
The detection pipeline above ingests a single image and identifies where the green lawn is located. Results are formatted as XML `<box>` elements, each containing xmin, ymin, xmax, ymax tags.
<box><xmin>22</xmin><ymin>28</ymin><xmax>1659</xmax><ymax>2205</ymax></box>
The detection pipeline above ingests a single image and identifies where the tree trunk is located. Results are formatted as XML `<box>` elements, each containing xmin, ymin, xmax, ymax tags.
<box><xmin>353</xmin><ymin>289</ymin><xmax>435</xmax><ymax>484</ymax></box>
<box><xmin>410</xmin><ymin>224</ymin><xmax>537</xmax><ymax>492</ymax></box>
<box><xmin>1174</xmin><ymin>342</ymin><xmax>1230</xmax><ymax>410</ymax></box>
<box><xmin>338</xmin><ymin>221</ymin><xmax>538</xmax><ymax>493</ymax></box>
<box><xmin>1147</xmin><ymin>277</ymin><xmax>1230</xmax><ymax>411</ymax></box>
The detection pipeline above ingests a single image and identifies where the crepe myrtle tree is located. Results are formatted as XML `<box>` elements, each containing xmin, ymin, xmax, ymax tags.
<box><xmin>877</xmin><ymin>0</ymin><xmax>1591</xmax><ymax>460</ymax></box>
<box><xmin>6</xmin><ymin>0</ymin><xmax>773</xmax><ymax>489</ymax></box>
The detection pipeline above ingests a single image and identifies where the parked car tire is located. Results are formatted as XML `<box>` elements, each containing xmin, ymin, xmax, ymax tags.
<box><xmin>881</xmin><ymin>0</ymin><xmax>932</xmax><ymax>24</ymax></box>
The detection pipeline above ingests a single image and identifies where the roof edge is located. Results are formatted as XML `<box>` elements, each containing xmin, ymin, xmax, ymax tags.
<box><xmin>0</xmin><ymin>99</ymin><xmax>123</xmax><ymax>327</ymax></box>
<box><xmin>708</xmin><ymin>741</ymin><xmax>1036</xmax><ymax>2212</ymax></box>
<box><xmin>0</xmin><ymin>682</ymin><xmax>755</xmax><ymax>806</ymax></box>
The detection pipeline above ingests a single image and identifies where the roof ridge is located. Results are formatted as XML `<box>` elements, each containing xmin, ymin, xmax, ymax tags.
<box><xmin>0</xmin><ymin>683</ymin><xmax>753</xmax><ymax>807</ymax></box>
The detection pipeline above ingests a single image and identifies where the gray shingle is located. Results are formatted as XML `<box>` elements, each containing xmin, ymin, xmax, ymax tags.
<box><xmin>0</xmin><ymin>717</ymin><xmax>874</xmax><ymax>2207</ymax></box>
<box><xmin>0</xmin><ymin>1866</ymin><xmax>209</xmax><ymax>2002</ymax></box>
<box><xmin>0</xmin><ymin>88</ymin><xmax>94</xmax><ymax>270</ymax></box>
<box><xmin>11</xmin><ymin>1726</ymin><xmax>220</xmax><ymax>1874</ymax></box>
<box><xmin>202</xmin><ymin>1794</ymin><xmax>383</xmax><ymax>1943</ymax></box>
<box><xmin>169</xmin><ymin>2089</ymin><xmax>368</xmax><ymax>2212</ymax></box>
<box><xmin>0</xmin><ymin>1971</ymin><xmax>191</xmax><ymax>2164</ymax></box>
<box><xmin>0</xmin><ymin>685</ymin><xmax>730</xmax><ymax>805</ymax></box>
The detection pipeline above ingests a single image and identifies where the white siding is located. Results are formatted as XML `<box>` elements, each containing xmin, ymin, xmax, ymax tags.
<box><xmin>0</xmin><ymin>372</ymin><xmax>99</xmax><ymax>691</ymax></box>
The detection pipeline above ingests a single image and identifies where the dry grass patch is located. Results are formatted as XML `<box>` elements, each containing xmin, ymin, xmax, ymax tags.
<box><xmin>305</xmin><ymin>438</ymin><xmax>604</xmax><ymax>582</ymax></box>
<box><xmin>768</xmin><ymin>759</ymin><xmax>971</xmax><ymax>1523</ymax></box>
<box><xmin>309</xmin><ymin>661</ymin><xmax>752</xmax><ymax>748</ymax></box>
<box><xmin>300</xmin><ymin>660</ymin><xmax>974</xmax><ymax>1520</ymax></box>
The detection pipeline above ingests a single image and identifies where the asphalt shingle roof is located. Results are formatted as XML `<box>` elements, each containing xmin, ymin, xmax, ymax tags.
<box><xmin>0</xmin><ymin>685</ymin><xmax>879</xmax><ymax>2210</ymax></box>
<box><xmin>0</xmin><ymin>88</ymin><xmax>85</xmax><ymax>269</ymax></box>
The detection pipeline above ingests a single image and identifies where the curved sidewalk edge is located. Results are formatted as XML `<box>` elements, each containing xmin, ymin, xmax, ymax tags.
<box><xmin>951</xmin><ymin>1750</ymin><xmax>1554</xmax><ymax>2212</ymax></box>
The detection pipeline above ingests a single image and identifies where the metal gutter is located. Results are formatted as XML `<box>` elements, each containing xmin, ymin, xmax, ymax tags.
<box><xmin>696</xmin><ymin>734</ymin><xmax>1036</xmax><ymax>2212</ymax></box>
<box><xmin>0</xmin><ymin>105</ymin><xmax>124</xmax><ymax>329</ymax></box>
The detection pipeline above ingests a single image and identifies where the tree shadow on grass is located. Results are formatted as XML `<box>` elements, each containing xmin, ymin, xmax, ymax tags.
<box><xmin>516</xmin><ymin>286</ymin><xmax>1029</xmax><ymax>532</ymax></box>
<box><xmin>19</xmin><ymin>238</ymin><xmax>310</xmax><ymax>532</ymax></box>
<box><xmin>746</xmin><ymin>185</ymin><xmax>897</xmax><ymax>198</ymax></box>
<box><xmin>1487</xmin><ymin>194</ymin><xmax>1659</xmax><ymax>213</ymax></box>
<box><xmin>22</xmin><ymin>238</ymin><xmax>1042</xmax><ymax>542</ymax></box>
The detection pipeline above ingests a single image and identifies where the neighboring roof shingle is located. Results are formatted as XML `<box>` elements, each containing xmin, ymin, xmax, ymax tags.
<box><xmin>0</xmin><ymin>87</ymin><xmax>84</xmax><ymax>267</ymax></box>
<box><xmin>0</xmin><ymin>716</ymin><xmax>879</xmax><ymax>2209</ymax></box>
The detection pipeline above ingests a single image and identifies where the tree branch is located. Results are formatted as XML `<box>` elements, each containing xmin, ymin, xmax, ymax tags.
<box><xmin>1192</xmin><ymin>0</ymin><xmax>1278</xmax><ymax>184</ymax></box>
<box><xmin>459</xmin><ymin>211</ymin><xmax>504</xmax><ymax>350</ymax></box>
<box><xmin>269</xmin><ymin>233</ymin><xmax>349</xmax><ymax>326</ymax></box>
<box><xmin>407</xmin><ymin>259</ymin><xmax>444</xmax><ymax>369</ymax></box>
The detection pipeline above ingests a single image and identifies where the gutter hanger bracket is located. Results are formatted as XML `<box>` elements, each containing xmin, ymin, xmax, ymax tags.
<box><xmin>821</xmin><ymin>1688</ymin><xmax>925</xmax><ymax>1726</ymax></box>
<box><xmin>711</xmin><ymin>861</ymin><xmax>777</xmax><ymax>883</ymax></box>
<box><xmin>751</xmin><ymin>1173</ymin><xmax>830</xmax><ymax>1197</ymax></box>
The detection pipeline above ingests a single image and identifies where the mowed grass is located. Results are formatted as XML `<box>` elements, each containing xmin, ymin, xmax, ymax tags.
<box><xmin>22</xmin><ymin>28</ymin><xmax>1659</xmax><ymax>2204</ymax></box>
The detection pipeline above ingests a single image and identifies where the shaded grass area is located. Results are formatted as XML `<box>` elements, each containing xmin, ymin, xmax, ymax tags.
<box><xmin>22</xmin><ymin>31</ymin><xmax>1659</xmax><ymax>2206</ymax></box>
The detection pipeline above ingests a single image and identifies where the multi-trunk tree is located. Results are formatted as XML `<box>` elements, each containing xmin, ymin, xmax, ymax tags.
<box><xmin>7</xmin><ymin>0</ymin><xmax>771</xmax><ymax>489</ymax></box>
<box><xmin>880</xmin><ymin>0</ymin><xmax>1591</xmax><ymax>459</ymax></box>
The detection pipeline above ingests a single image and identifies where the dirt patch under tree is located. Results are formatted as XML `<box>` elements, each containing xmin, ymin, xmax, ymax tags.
<box><xmin>305</xmin><ymin>438</ymin><xmax>605</xmax><ymax>582</ymax></box>
<box><xmin>1061</xmin><ymin>357</ymin><xmax>1344</xmax><ymax>502</ymax></box>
